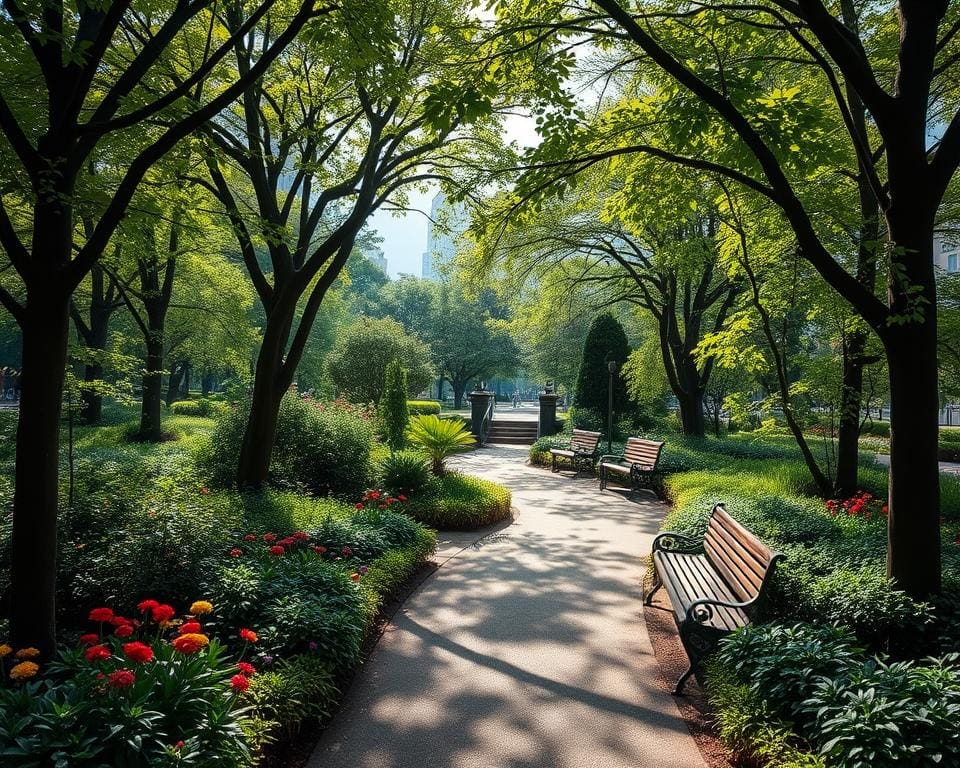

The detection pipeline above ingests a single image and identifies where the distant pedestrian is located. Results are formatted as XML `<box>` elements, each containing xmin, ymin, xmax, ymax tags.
<box><xmin>12</xmin><ymin>369</ymin><xmax>20</xmax><ymax>401</ymax></box>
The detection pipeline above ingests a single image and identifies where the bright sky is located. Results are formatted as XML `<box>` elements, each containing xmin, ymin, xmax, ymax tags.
<box><xmin>369</xmin><ymin>114</ymin><xmax>540</xmax><ymax>278</ymax></box>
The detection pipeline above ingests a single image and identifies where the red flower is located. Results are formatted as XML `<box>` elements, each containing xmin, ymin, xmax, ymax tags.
<box><xmin>269</xmin><ymin>545</ymin><xmax>285</xmax><ymax>555</ymax></box>
<box><xmin>312</xmin><ymin>545</ymin><xmax>327</xmax><ymax>555</ymax></box>
<box><xmin>236</xmin><ymin>661</ymin><xmax>256</xmax><ymax>677</ymax></box>
<box><xmin>122</xmin><ymin>641</ymin><xmax>154</xmax><ymax>664</ymax></box>
<box><xmin>88</xmin><ymin>607</ymin><xmax>114</xmax><ymax>623</ymax></box>
<box><xmin>230</xmin><ymin>674</ymin><xmax>250</xmax><ymax>693</ymax></box>
<box><xmin>293</xmin><ymin>531</ymin><xmax>310</xmax><ymax>541</ymax></box>
<box><xmin>243</xmin><ymin>534</ymin><xmax>257</xmax><ymax>542</ymax></box>
<box><xmin>114</xmin><ymin>624</ymin><xmax>134</xmax><ymax>638</ymax></box>
<box><xmin>386</xmin><ymin>497</ymin><xmax>397</xmax><ymax>505</ymax></box>
<box><xmin>79</xmin><ymin>633</ymin><xmax>99</xmax><ymax>645</ymax></box>
<box><xmin>355</xmin><ymin>502</ymin><xmax>365</xmax><ymax>510</ymax></box>
<box><xmin>109</xmin><ymin>616</ymin><xmax>131</xmax><ymax>627</ymax></box>
<box><xmin>398</xmin><ymin>495</ymin><xmax>407</xmax><ymax>502</ymax></box>
<box><xmin>369</xmin><ymin>491</ymin><xmax>381</xmax><ymax>500</ymax></box>
<box><xmin>881</xmin><ymin>505</ymin><xmax>889</xmax><ymax>515</ymax></box>
<box><xmin>239</xmin><ymin>628</ymin><xmax>258</xmax><ymax>643</ymax></box>
<box><xmin>341</xmin><ymin>546</ymin><xmax>352</xmax><ymax>557</ymax></box>
<box><xmin>108</xmin><ymin>669</ymin><xmax>136</xmax><ymax>689</ymax></box>
<box><xmin>279</xmin><ymin>537</ymin><xmax>296</xmax><ymax>547</ymax></box>
<box><xmin>174</xmin><ymin>741</ymin><xmax>185</xmax><ymax>751</ymax></box>
<box><xmin>229</xmin><ymin>548</ymin><xmax>243</xmax><ymax>557</ymax></box>
<box><xmin>178</xmin><ymin>622</ymin><xmax>202</xmax><ymax>635</ymax></box>
<box><xmin>350</xmin><ymin>572</ymin><xmax>361</xmax><ymax>582</ymax></box>
<box><xmin>262</xmin><ymin>533</ymin><xmax>277</xmax><ymax>542</ymax></box>
<box><xmin>151</xmin><ymin>604</ymin><xmax>175</xmax><ymax>623</ymax></box>
<box><xmin>137</xmin><ymin>599</ymin><xmax>159</xmax><ymax>613</ymax></box>
<box><xmin>84</xmin><ymin>644</ymin><xmax>111</xmax><ymax>662</ymax></box>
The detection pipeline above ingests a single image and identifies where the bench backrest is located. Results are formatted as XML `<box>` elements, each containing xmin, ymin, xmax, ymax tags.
<box><xmin>570</xmin><ymin>429</ymin><xmax>602</xmax><ymax>453</ymax></box>
<box><xmin>623</xmin><ymin>438</ymin><xmax>664</xmax><ymax>468</ymax></box>
<box><xmin>704</xmin><ymin>504</ymin><xmax>780</xmax><ymax>603</ymax></box>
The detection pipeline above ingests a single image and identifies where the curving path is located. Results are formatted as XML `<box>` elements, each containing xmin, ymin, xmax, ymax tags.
<box><xmin>308</xmin><ymin>444</ymin><xmax>706</xmax><ymax>768</ymax></box>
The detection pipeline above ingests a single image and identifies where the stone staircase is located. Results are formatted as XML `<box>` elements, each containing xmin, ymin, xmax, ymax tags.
<box><xmin>485</xmin><ymin>418</ymin><xmax>539</xmax><ymax>445</ymax></box>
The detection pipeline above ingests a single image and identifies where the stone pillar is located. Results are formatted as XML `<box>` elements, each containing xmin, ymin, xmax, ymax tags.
<box><xmin>539</xmin><ymin>393</ymin><xmax>561</xmax><ymax>438</ymax></box>
<box><xmin>468</xmin><ymin>390</ymin><xmax>495</xmax><ymax>441</ymax></box>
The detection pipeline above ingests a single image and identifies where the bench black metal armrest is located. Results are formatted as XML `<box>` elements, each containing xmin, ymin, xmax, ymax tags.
<box><xmin>684</xmin><ymin>596</ymin><xmax>756</xmax><ymax>626</ymax></box>
<box><xmin>651</xmin><ymin>530</ymin><xmax>703</xmax><ymax>554</ymax></box>
<box><xmin>598</xmin><ymin>454</ymin><xmax>623</xmax><ymax>464</ymax></box>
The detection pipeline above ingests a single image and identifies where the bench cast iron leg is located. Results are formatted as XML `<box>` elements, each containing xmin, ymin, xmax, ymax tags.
<box><xmin>673</xmin><ymin>663</ymin><xmax>695</xmax><ymax>696</ymax></box>
<box><xmin>644</xmin><ymin>568</ymin><xmax>662</xmax><ymax>606</ymax></box>
<box><xmin>551</xmin><ymin>453</ymin><xmax>557</xmax><ymax>473</ymax></box>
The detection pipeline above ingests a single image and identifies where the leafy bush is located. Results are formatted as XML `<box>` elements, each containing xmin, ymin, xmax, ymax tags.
<box><xmin>407</xmin><ymin>400</ymin><xmax>441</xmax><ymax>415</ymax></box>
<box><xmin>203</xmin><ymin>394</ymin><xmax>375</xmax><ymax>495</ymax></box>
<box><xmin>406</xmin><ymin>414</ymin><xmax>475</xmax><ymax>475</ymax></box>
<box><xmin>379</xmin><ymin>449</ymin><xmax>432</xmax><ymax>495</ymax></box>
<box><xmin>402</xmin><ymin>473</ymin><xmax>511</xmax><ymax>529</ymax></box>
<box><xmin>715</xmin><ymin>622</ymin><xmax>960</xmax><ymax>768</ymax></box>
<box><xmin>247</xmin><ymin>654</ymin><xmax>337</xmax><ymax>737</ymax></box>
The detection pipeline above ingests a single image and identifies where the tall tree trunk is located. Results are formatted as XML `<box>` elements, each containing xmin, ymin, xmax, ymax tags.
<box><xmin>453</xmin><ymin>379</ymin><xmax>467</xmax><ymax>409</ymax></box>
<box><xmin>166</xmin><ymin>362</ymin><xmax>183</xmax><ymax>406</ymax></box>
<box><xmin>884</xmin><ymin>210</ymin><xmax>940</xmax><ymax>597</ymax></box>
<box><xmin>139</xmin><ymin>330</ymin><xmax>164</xmax><ymax>441</ymax></box>
<box><xmin>11</xmin><ymin>288</ymin><xmax>70</xmax><ymax>657</ymax></box>
<box><xmin>835</xmin><ymin>330</ymin><xmax>867</xmax><ymax>496</ymax></box>
<box><xmin>676</xmin><ymin>387</ymin><xmax>706</xmax><ymax>437</ymax></box>
<box><xmin>181</xmin><ymin>362</ymin><xmax>191</xmax><ymax>398</ymax></box>
<box><xmin>202</xmin><ymin>371</ymin><xmax>214</xmax><ymax>397</ymax></box>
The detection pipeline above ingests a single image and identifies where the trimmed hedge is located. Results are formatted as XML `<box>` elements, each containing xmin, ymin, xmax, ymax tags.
<box><xmin>407</xmin><ymin>400</ymin><xmax>442</xmax><ymax>415</ymax></box>
<box><xmin>402</xmin><ymin>472</ymin><xmax>512</xmax><ymax>529</ymax></box>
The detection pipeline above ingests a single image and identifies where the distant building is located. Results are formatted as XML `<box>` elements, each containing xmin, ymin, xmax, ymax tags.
<box><xmin>936</xmin><ymin>231</ymin><xmax>960</xmax><ymax>273</ymax></box>
<box><xmin>422</xmin><ymin>191</ymin><xmax>468</xmax><ymax>279</ymax></box>
<box><xmin>364</xmin><ymin>245</ymin><xmax>388</xmax><ymax>274</ymax></box>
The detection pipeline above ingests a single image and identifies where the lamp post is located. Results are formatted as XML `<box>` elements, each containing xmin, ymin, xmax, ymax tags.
<box><xmin>606</xmin><ymin>359</ymin><xmax>619</xmax><ymax>453</ymax></box>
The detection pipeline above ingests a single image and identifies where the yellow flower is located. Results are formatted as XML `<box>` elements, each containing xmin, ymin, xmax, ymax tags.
<box><xmin>0</xmin><ymin>644</ymin><xmax>12</xmax><ymax>658</ymax></box>
<box><xmin>14</xmin><ymin>647</ymin><xmax>39</xmax><ymax>660</ymax></box>
<box><xmin>9</xmin><ymin>661</ymin><xmax>39</xmax><ymax>681</ymax></box>
<box><xmin>189</xmin><ymin>600</ymin><xmax>213</xmax><ymax>615</ymax></box>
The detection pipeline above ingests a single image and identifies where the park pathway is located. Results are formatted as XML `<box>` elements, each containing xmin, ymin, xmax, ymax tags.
<box><xmin>308</xmin><ymin>444</ymin><xmax>706</xmax><ymax>768</ymax></box>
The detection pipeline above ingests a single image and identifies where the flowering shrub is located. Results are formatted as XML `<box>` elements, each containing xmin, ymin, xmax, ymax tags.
<box><xmin>0</xmin><ymin>600</ymin><xmax>255</xmax><ymax>767</ymax></box>
<box><xmin>825</xmin><ymin>490</ymin><xmax>888</xmax><ymax>520</ymax></box>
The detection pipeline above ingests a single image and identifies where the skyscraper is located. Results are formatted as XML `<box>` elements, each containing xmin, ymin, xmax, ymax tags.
<box><xmin>421</xmin><ymin>191</ymin><xmax>468</xmax><ymax>279</ymax></box>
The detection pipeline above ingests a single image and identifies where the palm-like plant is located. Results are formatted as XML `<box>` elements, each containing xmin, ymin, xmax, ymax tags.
<box><xmin>406</xmin><ymin>415</ymin><xmax>475</xmax><ymax>475</ymax></box>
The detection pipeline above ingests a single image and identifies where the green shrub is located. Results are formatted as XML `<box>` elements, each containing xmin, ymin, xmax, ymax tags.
<box><xmin>170</xmin><ymin>398</ymin><xmax>222</xmax><ymax>417</ymax></box>
<box><xmin>804</xmin><ymin>655</ymin><xmax>960</xmax><ymax>768</ymax></box>
<box><xmin>379</xmin><ymin>360</ymin><xmax>409</xmax><ymax>452</ymax></box>
<box><xmin>407</xmin><ymin>400</ymin><xmax>441</xmax><ymax>415</ymax></box>
<box><xmin>402</xmin><ymin>473</ymin><xmax>511</xmax><ymax>529</ymax></box>
<box><xmin>247</xmin><ymin>654</ymin><xmax>337</xmax><ymax>737</ymax></box>
<box><xmin>203</xmin><ymin>394</ymin><xmax>375</xmax><ymax>496</ymax></box>
<box><xmin>379</xmin><ymin>449</ymin><xmax>432</xmax><ymax>495</ymax></box>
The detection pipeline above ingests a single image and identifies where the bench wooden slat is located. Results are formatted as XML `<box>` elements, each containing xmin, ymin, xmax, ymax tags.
<box><xmin>714</xmin><ymin>506</ymin><xmax>773</xmax><ymax>561</ymax></box>
<box><xmin>598</xmin><ymin>437</ymin><xmax>664</xmax><ymax>495</ymax></box>
<box><xmin>549</xmin><ymin>429</ymin><xmax>602</xmax><ymax>474</ymax></box>
<box><xmin>662</xmin><ymin>552</ymin><xmax>745</xmax><ymax>630</ymax></box>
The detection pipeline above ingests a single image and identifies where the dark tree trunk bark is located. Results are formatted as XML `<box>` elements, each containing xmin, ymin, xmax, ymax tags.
<box><xmin>677</xmin><ymin>387</ymin><xmax>706</xmax><ymax>437</ymax></box>
<box><xmin>166</xmin><ymin>362</ymin><xmax>183</xmax><ymax>406</ymax></box>
<box><xmin>181</xmin><ymin>362</ymin><xmax>191</xmax><ymax>398</ymax></box>
<box><xmin>139</xmin><ymin>331</ymin><xmax>164</xmax><ymax>441</ymax></box>
<box><xmin>453</xmin><ymin>379</ymin><xmax>467</xmax><ymax>409</ymax></box>
<box><xmin>78</xmin><ymin>312</ymin><xmax>109</xmax><ymax>425</ymax></box>
<box><xmin>11</xmin><ymin>288</ymin><xmax>70</xmax><ymax>657</ymax></box>
<box><xmin>202</xmin><ymin>371</ymin><xmax>214</xmax><ymax>397</ymax></box>
<box><xmin>835</xmin><ymin>330</ymin><xmax>867</xmax><ymax>496</ymax></box>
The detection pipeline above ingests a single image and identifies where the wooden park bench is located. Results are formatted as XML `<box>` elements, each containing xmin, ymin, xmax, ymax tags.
<box><xmin>598</xmin><ymin>437</ymin><xmax>665</xmax><ymax>497</ymax></box>
<box><xmin>645</xmin><ymin>503</ymin><xmax>785</xmax><ymax>695</ymax></box>
<box><xmin>548</xmin><ymin>429</ymin><xmax>602</xmax><ymax>474</ymax></box>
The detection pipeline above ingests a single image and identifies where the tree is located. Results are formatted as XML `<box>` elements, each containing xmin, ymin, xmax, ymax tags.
<box><xmin>574</xmin><ymin>313</ymin><xmax>630</xmax><ymax>418</ymax></box>
<box><xmin>327</xmin><ymin>317</ymin><xmax>434</xmax><ymax>404</ymax></box>
<box><xmin>0</xmin><ymin>0</ymin><xmax>323</xmax><ymax>653</ymax></box>
<box><xmin>380</xmin><ymin>359</ymin><xmax>409</xmax><ymax>452</ymax></box>
<box><xmin>425</xmin><ymin>282</ymin><xmax>521</xmax><ymax>407</ymax></box>
<box><xmin>500</xmin><ymin>0</ymin><xmax>960</xmax><ymax>598</ymax></box>
<box><xmin>201</xmin><ymin>0</ymin><xmax>509</xmax><ymax>488</ymax></box>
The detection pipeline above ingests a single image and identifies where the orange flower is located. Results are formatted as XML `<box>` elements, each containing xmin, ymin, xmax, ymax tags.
<box><xmin>9</xmin><ymin>661</ymin><xmax>39</xmax><ymax>681</ymax></box>
<box><xmin>239</xmin><ymin>628</ymin><xmax>257</xmax><ymax>643</ymax></box>
<box><xmin>189</xmin><ymin>600</ymin><xmax>213</xmax><ymax>615</ymax></box>
<box><xmin>178</xmin><ymin>622</ymin><xmax>202</xmax><ymax>635</ymax></box>
<box><xmin>171</xmin><ymin>634</ymin><xmax>209</xmax><ymax>655</ymax></box>
<box><xmin>14</xmin><ymin>647</ymin><xmax>39</xmax><ymax>660</ymax></box>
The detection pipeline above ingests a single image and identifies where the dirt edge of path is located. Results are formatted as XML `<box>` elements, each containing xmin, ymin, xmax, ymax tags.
<box><xmin>642</xmin><ymin>585</ymin><xmax>735</xmax><ymax>768</ymax></box>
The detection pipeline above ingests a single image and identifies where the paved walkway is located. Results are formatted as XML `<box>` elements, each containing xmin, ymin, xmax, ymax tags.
<box><xmin>309</xmin><ymin>445</ymin><xmax>705</xmax><ymax>768</ymax></box>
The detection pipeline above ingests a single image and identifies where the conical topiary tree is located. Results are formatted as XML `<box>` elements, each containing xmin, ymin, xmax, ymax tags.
<box><xmin>380</xmin><ymin>359</ymin><xmax>409</xmax><ymax>453</ymax></box>
<box><xmin>574</xmin><ymin>313</ymin><xmax>631</xmax><ymax>418</ymax></box>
